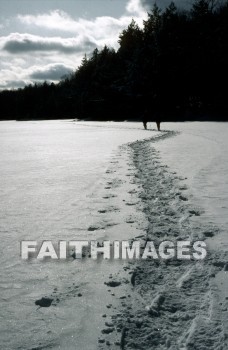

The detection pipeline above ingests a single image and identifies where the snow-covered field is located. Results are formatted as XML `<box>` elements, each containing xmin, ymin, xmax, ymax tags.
<box><xmin>101</xmin><ymin>122</ymin><xmax>228</xmax><ymax>350</ymax></box>
<box><xmin>0</xmin><ymin>120</ymin><xmax>227</xmax><ymax>349</ymax></box>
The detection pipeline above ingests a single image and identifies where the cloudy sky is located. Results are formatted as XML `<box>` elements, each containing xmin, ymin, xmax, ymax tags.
<box><xmin>0</xmin><ymin>0</ymin><xmax>187</xmax><ymax>90</ymax></box>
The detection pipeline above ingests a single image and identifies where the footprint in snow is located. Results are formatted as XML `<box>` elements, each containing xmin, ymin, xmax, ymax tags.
<box><xmin>35</xmin><ymin>297</ymin><xmax>53</xmax><ymax>308</ymax></box>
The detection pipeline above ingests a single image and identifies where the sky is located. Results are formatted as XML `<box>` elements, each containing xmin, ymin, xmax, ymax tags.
<box><xmin>0</xmin><ymin>0</ymin><xmax>188</xmax><ymax>90</ymax></box>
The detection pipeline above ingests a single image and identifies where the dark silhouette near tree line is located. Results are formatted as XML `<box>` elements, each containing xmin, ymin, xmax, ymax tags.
<box><xmin>142</xmin><ymin>119</ymin><xmax>161</xmax><ymax>131</ymax></box>
<box><xmin>142</xmin><ymin>108</ymin><xmax>161</xmax><ymax>130</ymax></box>
<box><xmin>156</xmin><ymin>121</ymin><xmax>161</xmax><ymax>131</ymax></box>
<box><xmin>0</xmin><ymin>0</ymin><xmax>228</xmax><ymax>122</ymax></box>
<box><xmin>143</xmin><ymin>120</ymin><xmax>148</xmax><ymax>130</ymax></box>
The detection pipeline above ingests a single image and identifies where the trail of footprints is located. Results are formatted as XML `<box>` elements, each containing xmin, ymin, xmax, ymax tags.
<box><xmin>33</xmin><ymin>133</ymin><xmax>227</xmax><ymax>350</ymax></box>
<box><xmin>96</xmin><ymin>147</ymin><xmax>143</xmax><ymax>229</ymax></box>
<box><xmin>98</xmin><ymin>132</ymin><xmax>227</xmax><ymax>349</ymax></box>
<box><xmin>34</xmin><ymin>147</ymin><xmax>143</xmax><ymax>314</ymax></box>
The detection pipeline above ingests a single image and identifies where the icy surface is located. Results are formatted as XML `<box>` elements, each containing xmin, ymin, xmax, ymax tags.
<box><xmin>96</xmin><ymin>123</ymin><xmax>228</xmax><ymax>350</ymax></box>
<box><xmin>0</xmin><ymin>120</ymin><xmax>227</xmax><ymax>349</ymax></box>
<box><xmin>0</xmin><ymin>120</ymin><xmax>158</xmax><ymax>350</ymax></box>
<box><xmin>154</xmin><ymin>122</ymin><xmax>228</xmax><ymax>250</ymax></box>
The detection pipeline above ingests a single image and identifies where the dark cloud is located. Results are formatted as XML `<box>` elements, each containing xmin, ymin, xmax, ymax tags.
<box><xmin>0</xmin><ymin>80</ymin><xmax>28</xmax><ymax>90</ymax></box>
<box><xmin>30</xmin><ymin>64</ymin><xmax>73</xmax><ymax>80</ymax></box>
<box><xmin>140</xmin><ymin>0</ymin><xmax>190</xmax><ymax>10</ymax></box>
<box><xmin>3</xmin><ymin>36</ymin><xmax>96</xmax><ymax>54</ymax></box>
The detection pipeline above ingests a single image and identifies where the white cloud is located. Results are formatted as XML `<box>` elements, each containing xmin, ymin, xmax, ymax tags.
<box><xmin>18</xmin><ymin>10</ymin><xmax>78</xmax><ymax>31</ymax></box>
<box><xmin>0</xmin><ymin>62</ymin><xmax>75</xmax><ymax>89</ymax></box>
<box><xmin>18</xmin><ymin>10</ymin><xmax>131</xmax><ymax>37</ymax></box>
<box><xmin>126</xmin><ymin>0</ymin><xmax>147</xmax><ymax>17</ymax></box>
<box><xmin>0</xmin><ymin>0</ymin><xmax>148</xmax><ymax>89</ymax></box>
<box><xmin>0</xmin><ymin>65</ymin><xmax>30</xmax><ymax>89</ymax></box>
<box><xmin>16</xmin><ymin>1</ymin><xmax>147</xmax><ymax>42</ymax></box>
<box><xmin>0</xmin><ymin>79</ymin><xmax>29</xmax><ymax>90</ymax></box>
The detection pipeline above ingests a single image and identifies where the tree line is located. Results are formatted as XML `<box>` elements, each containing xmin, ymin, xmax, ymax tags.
<box><xmin>1</xmin><ymin>0</ymin><xmax>228</xmax><ymax>121</ymax></box>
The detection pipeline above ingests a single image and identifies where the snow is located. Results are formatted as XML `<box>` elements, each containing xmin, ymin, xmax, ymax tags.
<box><xmin>0</xmin><ymin>120</ymin><xmax>227</xmax><ymax>349</ymax></box>
<box><xmin>154</xmin><ymin>122</ymin><xmax>228</xmax><ymax>250</ymax></box>
<box><xmin>99</xmin><ymin>122</ymin><xmax>228</xmax><ymax>350</ymax></box>
<box><xmin>0</xmin><ymin>120</ymin><xmax>157</xmax><ymax>350</ymax></box>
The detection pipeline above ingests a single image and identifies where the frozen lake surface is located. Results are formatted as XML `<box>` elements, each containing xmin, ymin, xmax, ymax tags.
<box><xmin>0</xmin><ymin>120</ymin><xmax>227</xmax><ymax>349</ymax></box>
<box><xmin>154</xmin><ymin>122</ymin><xmax>228</xmax><ymax>251</ymax></box>
<box><xmin>0</xmin><ymin>120</ymin><xmax>157</xmax><ymax>349</ymax></box>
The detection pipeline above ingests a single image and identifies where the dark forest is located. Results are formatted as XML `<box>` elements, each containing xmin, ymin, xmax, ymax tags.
<box><xmin>0</xmin><ymin>0</ymin><xmax>228</xmax><ymax>121</ymax></box>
